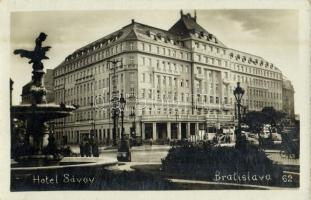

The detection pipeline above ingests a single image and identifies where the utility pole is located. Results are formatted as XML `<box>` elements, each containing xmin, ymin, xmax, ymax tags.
<box><xmin>108</xmin><ymin>60</ymin><xmax>122</xmax><ymax>146</ymax></box>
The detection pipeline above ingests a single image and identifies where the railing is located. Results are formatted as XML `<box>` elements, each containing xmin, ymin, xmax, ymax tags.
<box><xmin>195</xmin><ymin>73</ymin><xmax>204</xmax><ymax>80</ymax></box>
<box><xmin>141</xmin><ymin>114</ymin><xmax>206</xmax><ymax>121</ymax></box>
<box><xmin>75</xmin><ymin>74</ymin><xmax>94</xmax><ymax>85</ymax></box>
<box><xmin>140</xmin><ymin>114</ymin><xmax>234</xmax><ymax>122</ymax></box>
<box><xmin>222</xmin><ymin>77</ymin><xmax>231</xmax><ymax>84</ymax></box>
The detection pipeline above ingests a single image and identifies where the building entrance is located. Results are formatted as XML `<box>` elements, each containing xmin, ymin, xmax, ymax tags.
<box><xmin>144</xmin><ymin>123</ymin><xmax>153</xmax><ymax>139</ymax></box>
<box><xmin>171</xmin><ymin>123</ymin><xmax>178</xmax><ymax>139</ymax></box>
<box><xmin>181</xmin><ymin>123</ymin><xmax>187</xmax><ymax>139</ymax></box>
<box><xmin>156</xmin><ymin>123</ymin><xmax>167</xmax><ymax>139</ymax></box>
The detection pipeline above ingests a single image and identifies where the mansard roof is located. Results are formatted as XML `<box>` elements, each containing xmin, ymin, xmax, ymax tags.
<box><xmin>60</xmin><ymin>12</ymin><xmax>227</xmax><ymax>67</ymax></box>
<box><xmin>168</xmin><ymin>11</ymin><xmax>226</xmax><ymax>47</ymax></box>
<box><xmin>169</xmin><ymin>12</ymin><xmax>207</xmax><ymax>36</ymax></box>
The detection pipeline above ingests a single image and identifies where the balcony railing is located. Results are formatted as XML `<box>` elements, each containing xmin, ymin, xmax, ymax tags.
<box><xmin>222</xmin><ymin>77</ymin><xmax>230</xmax><ymax>84</ymax></box>
<box><xmin>195</xmin><ymin>73</ymin><xmax>204</xmax><ymax>80</ymax></box>
<box><xmin>141</xmin><ymin>114</ymin><xmax>206</xmax><ymax>121</ymax></box>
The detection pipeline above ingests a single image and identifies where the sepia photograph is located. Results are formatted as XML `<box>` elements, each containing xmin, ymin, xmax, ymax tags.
<box><xmin>1</xmin><ymin>1</ymin><xmax>310</xmax><ymax>199</ymax></box>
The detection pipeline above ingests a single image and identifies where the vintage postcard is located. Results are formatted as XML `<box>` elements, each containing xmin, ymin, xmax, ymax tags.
<box><xmin>0</xmin><ymin>0</ymin><xmax>310</xmax><ymax>200</ymax></box>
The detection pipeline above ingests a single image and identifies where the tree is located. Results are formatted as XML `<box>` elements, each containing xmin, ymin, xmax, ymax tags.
<box><xmin>261</xmin><ymin>107</ymin><xmax>287</xmax><ymax>125</ymax></box>
<box><xmin>244</xmin><ymin>111</ymin><xmax>269</xmax><ymax>131</ymax></box>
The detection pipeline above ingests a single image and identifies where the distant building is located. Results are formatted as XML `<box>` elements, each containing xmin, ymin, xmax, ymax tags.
<box><xmin>21</xmin><ymin>81</ymin><xmax>33</xmax><ymax>104</ymax></box>
<box><xmin>52</xmin><ymin>11</ymin><xmax>287</xmax><ymax>144</ymax></box>
<box><xmin>21</xmin><ymin>69</ymin><xmax>55</xmax><ymax>104</ymax></box>
<box><xmin>44</xmin><ymin>69</ymin><xmax>55</xmax><ymax>103</ymax></box>
<box><xmin>282</xmin><ymin>77</ymin><xmax>295</xmax><ymax>119</ymax></box>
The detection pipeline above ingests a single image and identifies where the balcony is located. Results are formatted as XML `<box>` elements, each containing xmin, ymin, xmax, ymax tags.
<box><xmin>207</xmin><ymin>114</ymin><xmax>234</xmax><ymax>122</ymax></box>
<box><xmin>152</xmin><ymin>67</ymin><xmax>180</xmax><ymax>76</ymax></box>
<box><xmin>222</xmin><ymin>77</ymin><xmax>230</xmax><ymax>84</ymax></box>
<box><xmin>223</xmin><ymin>104</ymin><xmax>234</xmax><ymax>110</ymax></box>
<box><xmin>141</xmin><ymin>114</ymin><xmax>206</xmax><ymax>122</ymax></box>
<box><xmin>124</xmin><ymin>64</ymin><xmax>137</xmax><ymax>69</ymax></box>
<box><xmin>75</xmin><ymin>74</ymin><xmax>94</xmax><ymax>85</ymax></box>
<box><xmin>195</xmin><ymin>73</ymin><xmax>204</xmax><ymax>80</ymax></box>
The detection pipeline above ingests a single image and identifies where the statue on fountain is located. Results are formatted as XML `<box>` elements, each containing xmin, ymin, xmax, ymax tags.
<box><xmin>14</xmin><ymin>32</ymin><xmax>51</xmax><ymax>104</ymax></box>
<box><xmin>14</xmin><ymin>32</ymin><xmax>51</xmax><ymax>71</ymax></box>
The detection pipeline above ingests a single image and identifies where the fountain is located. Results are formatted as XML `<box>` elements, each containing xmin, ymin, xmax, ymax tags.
<box><xmin>10</xmin><ymin>33</ymin><xmax>117</xmax><ymax>169</ymax></box>
<box><xmin>11</xmin><ymin>32</ymin><xmax>77</xmax><ymax>166</ymax></box>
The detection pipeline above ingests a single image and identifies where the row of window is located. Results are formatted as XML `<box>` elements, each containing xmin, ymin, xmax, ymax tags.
<box><xmin>248</xmin><ymin>89</ymin><xmax>282</xmax><ymax>100</ymax></box>
<box><xmin>249</xmin><ymin>100</ymin><xmax>281</xmax><ymax>110</ymax></box>
<box><xmin>194</xmin><ymin>41</ymin><xmax>225</xmax><ymax>55</ymax></box>
<box><xmin>140</xmin><ymin>56</ymin><xmax>191</xmax><ymax>74</ymax></box>
<box><xmin>232</xmin><ymin>63</ymin><xmax>281</xmax><ymax>79</ymax></box>
<box><xmin>229</xmin><ymin>52</ymin><xmax>277</xmax><ymax>71</ymax></box>
<box><xmin>55</xmin><ymin>42</ymin><xmax>136</xmax><ymax>77</ymax></box>
<box><xmin>233</xmin><ymin>74</ymin><xmax>281</xmax><ymax>89</ymax></box>
<box><xmin>139</xmin><ymin>42</ymin><xmax>191</xmax><ymax>60</ymax></box>
<box><xmin>195</xmin><ymin>54</ymin><xmax>229</xmax><ymax>68</ymax></box>
<box><xmin>55</xmin><ymin>128</ymin><xmax>112</xmax><ymax>144</ymax></box>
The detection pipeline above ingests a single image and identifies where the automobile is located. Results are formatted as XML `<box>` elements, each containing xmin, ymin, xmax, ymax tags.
<box><xmin>241</xmin><ymin>131</ymin><xmax>259</xmax><ymax>146</ymax></box>
<box><xmin>117</xmin><ymin>140</ymin><xmax>131</xmax><ymax>162</ymax></box>
<box><xmin>212</xmin><ymin>133</ymin><xmax>235</xmax><ymax>147</ymax></box>
<box><xmin>260</xmin><ymin>124</ymin><xmax>271</xmax><ymax>139</ymax></box>
<box><xmin>214</xmin><ymin>143</ymin><xmax>235</xmax><ymax>147</ymax></box>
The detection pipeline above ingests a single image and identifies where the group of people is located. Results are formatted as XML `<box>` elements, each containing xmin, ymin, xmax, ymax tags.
<box><xmin>79</xmin><ymin>136</ymin><xmax>99</xmax><ymax>157</ymax></box>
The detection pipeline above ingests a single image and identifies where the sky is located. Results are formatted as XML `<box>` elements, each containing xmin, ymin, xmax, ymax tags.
<box><xmin>10</xmin><ymin>9</ymin><xmax>302</xmax><ymax>114</ymax></box>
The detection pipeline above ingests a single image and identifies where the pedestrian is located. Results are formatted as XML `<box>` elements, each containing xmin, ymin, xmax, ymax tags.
<box><xmin>149</xmin><ymin>138</ymin><xmax>153</xmax><ymax>146</ymax></box>
<box><xmin>63</xmin><ymin>146</ymin><xmax>71</xmax><ymax>157</ymax></box>
<box><xmin>92</xmin><ymin>141</ymin><xmax>99</xmax><ymax>157</ymax></box>
<box><xmin>79</xmin><ymin>142</ymin><xmax>85</xmax><ymax>157</ymax></box>
<box><xmin>85</xmin><ymin>141</ymin><xmax>92</xmax><ymax>157</ymax></box>
<box><xmin>89</xmin><ymin>136</ymin><xmax>95</xmax><ymax>157</ymax></box>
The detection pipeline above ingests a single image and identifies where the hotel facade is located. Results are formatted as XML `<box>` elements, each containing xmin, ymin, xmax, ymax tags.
<box><xmin>52</xmin><ymin>12</ymin><xmax>292</xmax><ymax>144</ymax></box>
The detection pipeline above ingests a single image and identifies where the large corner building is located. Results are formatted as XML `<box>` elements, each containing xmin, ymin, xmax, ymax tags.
<box><xmin>52</xmin><ymin>11</ymin><xmax>294</xmax><ymax>144</ymax></box>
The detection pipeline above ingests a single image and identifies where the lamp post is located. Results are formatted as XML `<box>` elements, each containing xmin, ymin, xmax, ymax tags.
<box><xmin>108</xmin><ymin>59</ymin><xmax>122</xmax><ymax>146</ymax></box>
<box><xmin>117</xmin><ymin>93</ymin><xmax>131</xmax><ymax>162</ymax></box>
<box><xmin>233</xmin><ymin>82</ymin><xmax>245</xmax><ymax>148</ymax></box>
<box><xmin>175</xmin><ymin>109</ymin><xmax>178</xmax><ymax>139</ymax></box>
<box><xmin>120</xmin><ymin>94</ymin><xmax>126</xmax><ymax>140</ymax></box>
<box><xmin>90</xmin><ymin>102</ymin><xmax>96</xmax><ymax>138</ymax></box>
<box><xmin>129</xmin><ymin>107</ymin><xmax>136</xmax><ymax>143</ymax></box>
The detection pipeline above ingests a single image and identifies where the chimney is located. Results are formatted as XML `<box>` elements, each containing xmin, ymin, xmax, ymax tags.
<box><xmin>194</xmin><ymin>10</ymin><xmax>197</xmax><ymax>22</ymax></box>
<box><xmin>180</xmin><ymin>10</ymin><xmax>184</xmax><ymax>17</ymax></box>
<box><xmin>131</xmin><ymin>19</ymin><xmax>135</xmax><ymax>24</ymax></box>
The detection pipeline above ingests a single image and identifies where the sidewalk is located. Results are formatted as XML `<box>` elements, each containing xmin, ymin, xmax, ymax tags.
<box><xmin>68</xmin><ymin>144</ymin><xmax>171</xmax><ymax>154</ymax></box>
<box><xmin>264</xmin><ymin>149</ymin><xmax>299</xmax><ymax>167</ymax></box>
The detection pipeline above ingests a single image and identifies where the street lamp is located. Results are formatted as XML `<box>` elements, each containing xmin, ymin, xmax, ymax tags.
<box><xmin>119</xmin><ymin>94</ymin><xmax>126</xmax><ymax>139</ymax></box>
<box><xmin>175</xmin><ymin>109</ymin><xmax>178</xmax><ymax>140</ymax></box>
<box><xmin>90</xmin><ymin>102</ymin><xmax>96</xmax><ymax>139</ymax></box>
<box><xmin>129</xmin><ymin>107</ymin><xmax>136</xmax><ymax>141</ymax></box>
<box><xmin>108</xmin><ymin>59</ymin><xmax>122</xmax><ymax>146</ymax></box>
<box><xmin>233</xmin><ymin>82</ymin><xmax>245</xmax><ymax>148</ymax></box>
<box><xmin>117</xmin><ymin>93</ymin><xmax>131</xmax><ymax>162</ymax></box>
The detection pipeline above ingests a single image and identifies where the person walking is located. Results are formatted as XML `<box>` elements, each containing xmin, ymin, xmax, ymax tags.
<box><xmin>92</xmin><ymin>141</ymin><xmax>99</xmax><ymax>157</ymax></box>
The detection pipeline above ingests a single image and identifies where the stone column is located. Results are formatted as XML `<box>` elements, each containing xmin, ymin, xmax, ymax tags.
<box><xmin>135</xmin><ymin>121</ymin><xmax>140</xmax><ymax>138</ymax></box>
<box><xmin>141</xmin><ymin>122</ymin><xmax>145</xmax><ymax>140</ymax></box>
<box><xmin>187</xmin><ymin>122</ymin><xmax>191</xmax><ymax>138</ymax></box>
<box><xmin>152</xmin><ymin>122</ymin><xmax>157</xmax><ymax>140</ymax></box>
<box><xmin>167</xmin><ymin>122</ymin><xmax>171</xmax><ymax>139</ymax></box>
<box><xmin>195</xmin><ymin>123</ymin><xmax>199</xmax><ymax>134</ymax></box>
<box><xmin>177</xmin><ymin>122</ymin><xmax>181</xmax><ymax>139</ymax></box>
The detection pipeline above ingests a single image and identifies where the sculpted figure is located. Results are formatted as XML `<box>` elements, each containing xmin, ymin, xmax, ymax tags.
<box><xmin>14</xmin><ymin>32</ymin><xmax>51</xmax><ymax>71</ymax></box>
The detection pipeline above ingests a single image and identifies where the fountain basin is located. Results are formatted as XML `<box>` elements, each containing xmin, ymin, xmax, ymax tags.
<box><xmin>11</xmin><ymin>103</ymin><xmax>76</xmax><ymax>120</ymax></box>
<box><xmin>11</xmin><ymin>157</ymin><xmax>118</xmax><ymax>171</ymax></box>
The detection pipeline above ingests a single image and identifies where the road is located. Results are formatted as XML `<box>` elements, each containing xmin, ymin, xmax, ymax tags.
<box><xmin>70</xmin><ymin>144</ymin><xmax>169</xmax><ymax>163</ymax></box>
<box><xmin>70</xmin><ymin>144</ymin><xmax>299</xmax><ymax>170</ymax></box>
